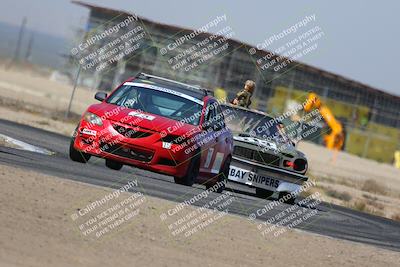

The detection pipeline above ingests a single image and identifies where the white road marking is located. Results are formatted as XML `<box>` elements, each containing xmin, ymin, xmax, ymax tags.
<box><xmin>0</xmin><ymin>133</ymin><xmax>54</xmax><ymax>155</ymax></box>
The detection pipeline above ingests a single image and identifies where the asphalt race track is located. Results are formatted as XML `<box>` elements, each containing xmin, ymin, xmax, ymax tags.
<box><xmin>1</xmin><ymin>118</ymin><xmax>400</xmax><ymax>251</ymax></box>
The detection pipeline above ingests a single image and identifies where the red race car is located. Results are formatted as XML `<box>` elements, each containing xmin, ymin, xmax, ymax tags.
<box><xmin>69</xmin><ymin>73</ymin><xmax>233</xmax><ymax>192</ymax></box>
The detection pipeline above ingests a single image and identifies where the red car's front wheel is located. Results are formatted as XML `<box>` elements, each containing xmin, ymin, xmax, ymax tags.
<box><xmin>105</xmin><ymin>159</ymin><xmax>123</xmax><ymax>170</ymax></box>
<box><xmin>69</xmin><ymin>127</ymin><xmax>91</xmax><ymax>163</ymax></box>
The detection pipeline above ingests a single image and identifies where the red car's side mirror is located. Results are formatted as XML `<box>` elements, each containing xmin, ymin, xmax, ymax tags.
<box><xmin>94</xmin><ymin>92</ymin><xmax>107</xmax><ymax>102</ymax></box>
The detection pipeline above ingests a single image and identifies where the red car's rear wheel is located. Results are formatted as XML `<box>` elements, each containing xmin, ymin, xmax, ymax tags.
<box><xmin>206</xmin><ymin>156</ymin><xmax>231</xmax><ymax>193</ymax></box>
<box><xmin>174</xmin><ymin>157</ymin><xmax>199</xmax><ymax>186</ymax></box>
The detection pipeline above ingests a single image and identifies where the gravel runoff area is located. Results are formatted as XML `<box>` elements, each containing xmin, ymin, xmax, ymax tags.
<box><xmin>0</xmin><ymin>164</ymin><xmax>399</xmax><ymax>267</ymax></box>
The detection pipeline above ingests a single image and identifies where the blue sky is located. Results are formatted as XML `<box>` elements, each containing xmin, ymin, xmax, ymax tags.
<box><xmin>1</xmin><ymin>0</ymin><xmax>399</xmax><ymax>96</ymax></box>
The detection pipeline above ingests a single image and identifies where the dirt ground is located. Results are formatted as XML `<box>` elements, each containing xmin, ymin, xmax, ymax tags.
<box><xmin>0</xmin><ymin>164</ymin><xmax>399</xmax><ymax>267</ymax></box>
<box><xmin>1</xmin><ymin>67</ymin><xmax>400</xmax><ymax>220</ymax></box>
<box><xmin>0</xmin><ymin>66</ymin><xmax>96</xmax><ymax>115</ymax></box>
<box><xmin>297</xmin><ymin>142</ymin><xmax>400</xmax><ymax>220</ymax></box>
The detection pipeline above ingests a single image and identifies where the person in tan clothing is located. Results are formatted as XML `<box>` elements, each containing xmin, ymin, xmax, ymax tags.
<box><xmin>232</xmin><ymin>80</ymin><xmax>256</xmax><ymax>108</ymax></box>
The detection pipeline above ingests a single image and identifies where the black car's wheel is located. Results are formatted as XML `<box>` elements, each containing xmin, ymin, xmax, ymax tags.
<box><xmin>279</xmin><ymin>192</ymin><xmax>295</xmax><ymax>205</ymax></box>
<box><xmin>69</xmin><ymin>129</ymin><xmax>91</xmax><ymax>163</ymax></box>
<box><xmin>105</xmin><ymin>159</ymin><xmax>123</xmax><ymax>170</ymax></box>
<box><xmin>174</xmin><ymin>157</ymin><xmax>199</xmax><ymax>186</ymax></box>
<box><xmin>206</xmin><ymin>156</ymin><xmax>231</xmax><ymax>193</ymax></box>
<box><xmin>255</xmin><ymin>188</ymin><xmax>274</xmax><ymax>199</ymax></box>
<box><xmin>207</xmin><ymin>181</ymin><xmax>226</xmax><ymax>193</ymax></box>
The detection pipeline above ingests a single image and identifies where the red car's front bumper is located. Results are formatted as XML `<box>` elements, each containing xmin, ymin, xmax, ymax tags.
<box><xmin>73</xmin><ymin>119</ymin><xmax>192</xmax><ymax>177</ymax></box>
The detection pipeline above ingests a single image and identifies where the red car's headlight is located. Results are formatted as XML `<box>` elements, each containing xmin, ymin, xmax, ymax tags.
<box><xmin>83</xmin><ymin>112</ymin><xmax>103</xmax><ymax>126</ymax></box>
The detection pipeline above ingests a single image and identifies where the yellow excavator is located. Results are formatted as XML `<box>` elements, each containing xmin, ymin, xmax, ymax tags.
<box><xmin>304</xmin><ymin>92</ymin><xmax>345</xmax><ymax>150</ymax></box>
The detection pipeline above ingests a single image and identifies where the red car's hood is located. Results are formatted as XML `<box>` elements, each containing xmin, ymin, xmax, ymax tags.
<box><xmin>88</xmin><ymin>103</ymin><xmax>199</xmax><ymax>135</ymax></box>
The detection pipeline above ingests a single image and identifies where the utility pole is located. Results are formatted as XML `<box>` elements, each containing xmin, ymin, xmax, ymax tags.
<box><xmin>65</xmin><ymin>64</ymin><xmax>82</xmax><ymax>118</ymax></box>
<box><xmin>25</xmin><ymin>33</ymin><xmax>34</xmax><ymax>62</ymax></box>
<box><xmin>12</xmin><ymin>17</ymin><xmax>27</xmax><ymax>65</ymax></box>
<box><xmin>362</xmin><ymin>98</ymin><xmax>377</xmax><ymax>158</ymax></box>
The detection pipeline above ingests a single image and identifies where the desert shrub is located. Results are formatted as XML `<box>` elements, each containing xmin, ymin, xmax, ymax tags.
<box><xmin>362</xmin><ymin>193</ymin><xmax>378</xmax><ymax>201</ymax></box>
<box><xmin>365</xmin><ymin>199</ymin><xmax>385</xmax><ymax>210</ymax></box>
<box><xmin>391</xmin><ymin>213</ymin><xmax>400</xmax><ymax>222</ymax></box>
<box><xmin>361</xmin><ymin>179</ymin><xmax>388</xmax><ymax>195</ymax></box>
<box><xmin>348</xmin><ymin>200</ymin><xmax>385</xmax><ymax>217</ymax></box>
<box><xmin>325</xmin><ymin>189</ymin><xmax>352</xmax><ymax>202</ymax></box>
<box><xmin>350</xmin><ymin>200</ymin><xmax>367</xmax><ymax>212</ymax></box>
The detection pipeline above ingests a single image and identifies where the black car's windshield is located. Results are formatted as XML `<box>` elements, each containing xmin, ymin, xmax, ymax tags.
<box><xmin>221</xmin><ymin>104</ymin><xmax>284</xmax><ymax>141</ymax></box>
<box><xmin>106</xmin><ymin>84</ymin><xmax>203</xmax><ymax>125</ymax></box>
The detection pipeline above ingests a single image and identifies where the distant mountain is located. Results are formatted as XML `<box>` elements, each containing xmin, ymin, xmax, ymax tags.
<box><xmin>0</xmin><ymin>21</ymin><xmax>68</xmax><ymax>69</ymax></box>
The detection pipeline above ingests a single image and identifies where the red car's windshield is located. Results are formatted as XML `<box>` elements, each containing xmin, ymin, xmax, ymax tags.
<box><xmin>106</xmin><ymin>84</ymin><xmax>203</xmax><ymax>125</ymax></box>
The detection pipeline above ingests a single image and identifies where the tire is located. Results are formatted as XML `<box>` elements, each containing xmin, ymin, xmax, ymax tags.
<box><xmin>105</xmin><ymin>159</ymin><xmax>123</xmax><ymax>170</ymax></box>
<box><xmin>69</xmin><ymin>129</ymin><xmax>91</xmax><ymax>163</ymax></box>
<box><xmin>174</xmin><ymin>157</ymin><xmax>199</xmax><ymax>186</ymax></box>
<box><xmin>279</xmin><ymin>192</ymin><xmax>295</xmax><ymax>205</ymax></box>
<box><xmin>256</xmin><ymin>188</ymin><xmax>274</xmax><ymax>199</ymax></box>
<box><xmin>206</xmin><ymin>156</ymin><xmax>231</xmax><ymax>193</ymax></box>
<box><xmin>206</xmin><ymin>179</ymin><xmax>225</xmax><ymax>193</ymax></box>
